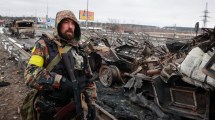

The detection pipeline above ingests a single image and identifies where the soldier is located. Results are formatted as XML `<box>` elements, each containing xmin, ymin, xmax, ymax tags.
<box><xmin>23</xmin><ymin>10</ymin><xmax>96</xmax><ymax>120</ymax></box>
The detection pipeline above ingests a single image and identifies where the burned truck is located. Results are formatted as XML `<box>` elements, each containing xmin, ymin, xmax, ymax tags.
<box><xmin>84</xmin><ymin>32</ymin><xmax>168</xmax><ymax>87</ymax></box>
<box><xmin>9</xmin><ymin>19</ymin><xmax>35</xmax><ymax>38</ymax></box>
<box><xmin>83</xmin><ymin>29</ymin><xmax>215</xmax><ymax>120</ymax></box>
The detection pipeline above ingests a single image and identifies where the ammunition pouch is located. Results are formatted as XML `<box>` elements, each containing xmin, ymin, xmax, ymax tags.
<box><xmin>35</xmin><ymin>99</ymin><xmax>55</xmax><ymax>111</ymax></box>
<box><xmin>35</xmin><ymin>99</ymin><xmax>55</xmax><ymax>120</ymax></box>
<box><xmin>20</xmin><ymin>90</ymin><xmax>38</xmax><ymax>120</ymax></box>
<box><xmin>38</xmin><ymin>90</ymin><xmax>71</xmax><ymax>107</ymax></box>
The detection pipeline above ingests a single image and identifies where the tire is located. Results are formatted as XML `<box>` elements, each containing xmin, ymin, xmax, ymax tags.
<box><xmin>99</xmin><ymin>65</ymin><xmax>114</xmax><ymax>87</ymax></box>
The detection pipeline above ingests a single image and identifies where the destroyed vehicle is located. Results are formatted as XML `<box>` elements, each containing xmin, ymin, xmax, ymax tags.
<box><xmin>88</xmin><ymin>28</ymin><xmax>215</xmax><ymax>120</ymax></box>
<box><xmin>9</xmin><ymin>19</ymin><xmax>35</xmax><ymax>38</ymax></box>
<box><xmin>85</xmin><ymin>34</ymin><xmax>164</xmax><ymax>87</ymax></box>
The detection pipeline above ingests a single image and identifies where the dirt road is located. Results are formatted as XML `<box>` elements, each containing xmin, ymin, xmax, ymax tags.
<box><xmin>0</xmin><ymin>46</ymin><xmax>28</xmax><ymax>120</ymax></box>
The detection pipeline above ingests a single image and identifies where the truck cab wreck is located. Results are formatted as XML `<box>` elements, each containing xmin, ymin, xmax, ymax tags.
<box><xmin>9</xmin><ymin>19</ymin><xmax>35</xmax><ymax>39</ymax></box>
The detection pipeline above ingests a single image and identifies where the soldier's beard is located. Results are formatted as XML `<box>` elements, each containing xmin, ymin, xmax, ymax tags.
<box><xmin>61</xmin><ymin>30</ymin><xmax>74</xmax><ymax>40</ymax></box>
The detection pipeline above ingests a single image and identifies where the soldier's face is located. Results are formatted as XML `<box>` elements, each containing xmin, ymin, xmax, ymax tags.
<box><xmin>60</xmin><ymin>18</ymin><xmax>75</xmax><ymax>40</ymax></box>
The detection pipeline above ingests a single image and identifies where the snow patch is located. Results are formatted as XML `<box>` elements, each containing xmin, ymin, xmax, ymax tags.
<box><xmin>8</xmin><ymin>37</ymin><xmax>24</xmax><ymax>48</ymax></box>
<box><xmin>8</xmin><ymin>38</ymin><xmax>17</xmax><ymax>43</ymax></box>
<box><xmin>0</xmin><ymin>27</ymin><xmax>3</xmax><ymax>34</ymax></box>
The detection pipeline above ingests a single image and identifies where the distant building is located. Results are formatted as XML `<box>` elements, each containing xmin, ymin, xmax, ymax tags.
<box><xmin>0</xmin><ymin>20</ymin><xmax>5</xmax><ymax>26</ymax></box>
<box><xmin>36</xmin><ymin>17</ymin><xmax>55</xmax><ymax>28</ymax></box>
<box><xmin>80</xmin><ymin>26</ymin><xmax>103</xmax><ymax>31</ymax></box>
<box><xmin>163</xmin><ymin>26</ymin><xmax>195</xmax><ymax>33</ymax></box>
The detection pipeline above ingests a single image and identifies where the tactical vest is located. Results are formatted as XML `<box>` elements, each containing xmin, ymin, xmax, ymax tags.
<box><xmin>41</xmin><ymin>34</ymin><xmax>88</xmax><ymax>79</ymax></box>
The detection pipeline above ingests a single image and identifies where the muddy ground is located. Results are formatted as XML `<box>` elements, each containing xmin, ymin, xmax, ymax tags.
<box><xmin>0</xmin><ymin>46</ymin><xmax>28</xmax><ymax>120</ymax></box>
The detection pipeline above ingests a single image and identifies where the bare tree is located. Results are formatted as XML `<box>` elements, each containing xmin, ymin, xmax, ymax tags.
<box><xmin>108</xmin><ymin>18</ymin><xmax>120</xmax><ymax>32</ymax></box>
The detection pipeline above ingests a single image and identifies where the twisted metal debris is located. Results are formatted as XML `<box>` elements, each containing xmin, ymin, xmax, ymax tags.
<box><xmin>82</xmin><ymin>28</ymin><xmax>215</xmax><ymax>120</ymax></box>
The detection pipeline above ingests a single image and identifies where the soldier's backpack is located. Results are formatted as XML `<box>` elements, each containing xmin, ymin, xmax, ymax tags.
<box><xmin>20</xmin><ymin>90</ymin><xmax>38</xmax><ymax>120</ymax></box>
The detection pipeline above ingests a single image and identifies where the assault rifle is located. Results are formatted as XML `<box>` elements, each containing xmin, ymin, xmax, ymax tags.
<box><xmin>54</xmin><ymin>52</ymin><xmax>83</xmax><ymax>120</ymax></box>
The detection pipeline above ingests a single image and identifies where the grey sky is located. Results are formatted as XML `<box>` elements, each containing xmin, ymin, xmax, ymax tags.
<box><xmin>0</xmin><ymin>0</ymin><xmax>214</xmax><ymax>27</ymax></box>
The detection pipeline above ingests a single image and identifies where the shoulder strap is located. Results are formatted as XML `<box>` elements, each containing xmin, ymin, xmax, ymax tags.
<box><xmin>44</xmin><ymin>32</ymin><xmax>55</xmax><ymax>41</ymax></box>
<box><xmin>46</xmin><ymin>45</ymin><xmax>72</xmax><ymax>71</ymax></box>
<box><xmin>42</xmin><ymin>32</ymin><xmax>72</xmax><ymax>71</ymax></box>
<box><xmin>43</xmin><ymin>32</ymin><xmax>73</xmax><ymax>71</ymax></box>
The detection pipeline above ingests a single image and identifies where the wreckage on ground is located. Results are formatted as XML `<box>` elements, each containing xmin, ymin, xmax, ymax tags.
<box><xmin>9</xmin><ymin>19</ymin><xmax>35</xmax><ymax>39</ymax></box>
<box><xmin>82</xmin><ymin>28</ymin><xmax>215</xmax><ymax>120</ymax></box>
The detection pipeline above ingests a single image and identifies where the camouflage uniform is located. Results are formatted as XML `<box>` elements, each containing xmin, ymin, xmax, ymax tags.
<box><xmin>24</xmin><ymin>10</ymin><xmax>97</xmax><ymax>120</ymax></box>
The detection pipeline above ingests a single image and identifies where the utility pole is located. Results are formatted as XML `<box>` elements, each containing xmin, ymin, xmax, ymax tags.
<box><xmin>46</xmin><ymin>0</ymin><xmax>48</xmax><ymax>18</ymax></box>
<box><xmin>173</xmin><ymin>24</ymin><xmax>176</xmax><ymax>38</ymax></box>
<box><xmin>201</xmin><ymin>3</ymin><xmax>210</xmax><ymax>28</ymax></box>
<box><xmin>46</xmin><ymin>0</ymin><xmax>49</xmax><ymax>29</ymax></box>
<box><xmin>35</xmin><ymin>9</ymin><xmax>37</xmax><ymax>25</ymax></box>
<box><xmin>86</xmin><ymin>0</ymin><xmax>89</xmax><ymax>29</ymax></box>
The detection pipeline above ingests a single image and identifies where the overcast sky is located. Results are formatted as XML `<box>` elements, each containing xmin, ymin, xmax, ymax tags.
<box><xmin>0</xmin><ymin>0</ymin><xmax>214</xmax><ymax>28</ymax></box>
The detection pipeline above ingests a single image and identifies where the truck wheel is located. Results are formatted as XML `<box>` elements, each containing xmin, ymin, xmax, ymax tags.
<box><xmin>99</xmin><ymin>65</ymin><xmax>114</xmax><ymax>87</ymax></box>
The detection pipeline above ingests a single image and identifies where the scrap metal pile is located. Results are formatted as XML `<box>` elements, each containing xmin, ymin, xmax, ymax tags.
<box><xmin>81</xmin><ymin>28</ymin><xmax>215</xmax><ymax>120</ymax></box>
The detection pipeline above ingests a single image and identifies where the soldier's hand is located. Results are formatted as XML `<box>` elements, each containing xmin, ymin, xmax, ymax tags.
<box><xmin>59</xmin><ymin>77</ymin><xmax>74</xmax><ymax>99</ymax></box>
<box><xmin>49</xmin><ymin>77</ymin><xmax>73</xmax><ymax>102</ymax></box>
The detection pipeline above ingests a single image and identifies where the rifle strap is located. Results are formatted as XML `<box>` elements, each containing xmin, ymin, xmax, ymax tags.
<box><xmin>46</xmin><ymin>45</ymin><xmax>72</xmax><ymax>72</ymax></box>
<box><xmin>43</xmin><ymin>32</ymin><xmax>73</xmax><ymax>71</ymax></box>
<box><xmin>46</xmin><ymin>46</ymin><xmax>72</xmax><ymax>71</ymax></box>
